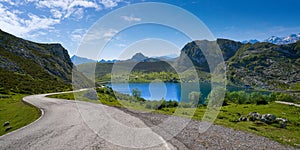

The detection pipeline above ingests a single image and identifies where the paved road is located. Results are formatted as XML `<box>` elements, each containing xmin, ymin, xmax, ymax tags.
<box><xmin>275</xmin><ymin>101</ymin><xmax>300</xmax><ymax>107</ymax></box>
<box><xmin>0</xmin><ymin>92</ymin><xmax>175</xmax><ymax>150</ymax></box>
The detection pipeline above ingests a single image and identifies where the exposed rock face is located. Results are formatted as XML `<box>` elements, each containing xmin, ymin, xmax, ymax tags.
<box><xmin>0</xmin><ymin>29</ymin><xmax>91</xmax><ymax>94</ymax></box>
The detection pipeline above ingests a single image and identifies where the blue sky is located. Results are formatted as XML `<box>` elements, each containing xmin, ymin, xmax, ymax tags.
<box><xmin>0</xmin><ymin>0</ymin><xmax>300</xmax><ymax>59</ymax></box>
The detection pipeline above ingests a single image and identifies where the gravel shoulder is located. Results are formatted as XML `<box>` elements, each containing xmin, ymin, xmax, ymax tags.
<box><xmin>119</xmin><ymin>107</ymin><xmax>299</xmax><ymax>150</ymax></box>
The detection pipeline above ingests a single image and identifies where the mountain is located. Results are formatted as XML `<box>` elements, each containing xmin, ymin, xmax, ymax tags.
<box><xmin>0</xmin><ymin>29</ymin><xmax>92</xmax><ymax>94</ymax></box>
<box><xmin>71</xmin><ymin>55</ymin><xmax>96</xmax><ymax>65</ymax></box>
<box><xmin>124</xmin><ymin>53</ymin><xmax>163</xmax><ymax>62</ymax></box>
<box><xmin>127</xmin><ymin>53</ymin><xmax>149</xmax><ymax>62</ymax></box>
<box><xmin>227</xmin><ymin>41</ymin><xmax>300</xmax><ymax>89</ymax></box>
<box><xmin>264</xmin><ymin>33</ymin><xmax>300</xmax><ymax>45</ymax></box>
<box><xmin>177</xmin><ymin>39</ymin><xmax>243</xmax><ymax>72</ymax></box>
<box><xmin>178</xmin><ymin>38</ymin><xmax>300</xmax><ymax>90</ymax></box>
<box><xmin>242</xmin><ymin>39</ymin><xmax>260</xmax><ymax>44</ymax></box>
<box><xmin>99</xmin><ymin>59</ymin><xmax>119</xmax><ymax>63</ymax></box>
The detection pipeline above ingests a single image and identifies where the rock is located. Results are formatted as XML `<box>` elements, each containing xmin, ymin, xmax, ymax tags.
<box><xmin>261</xmin><ymin>114</ymin><xmax>276</xmax><ymax>124</ymax></box>
<box><xmin>5</xmin><ymin>126</ymin><xmax>12</xmax><ymax>132</ymax></box>
<box><xmin>247</xmin><ymin>112</ymin><xmax>261</xmax><ymax>121</ymax></box>
<box><xmin>239</xmin><ymin>117</ymin><xmax>247</xmax><ymax>121</ymax></box>
<box><xmin>3</xmin><ymin>121</ymin><xmax>9</xmax><ymax>127</ymax></box>
<box><xmin>276</xmin><ymin>118</ymin><xmax>288</xmax><ymax>128</ymax></box>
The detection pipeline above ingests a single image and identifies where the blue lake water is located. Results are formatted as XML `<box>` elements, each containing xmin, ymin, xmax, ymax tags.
<box><xmin>107</xmin><ymin>82</ymin><xmax>268</xmax><ymax>102</ymax></box>
<box><xmin>107</xmin><ymin>82</ymin><xmax>237</xmax><ymax>102</ymax></box>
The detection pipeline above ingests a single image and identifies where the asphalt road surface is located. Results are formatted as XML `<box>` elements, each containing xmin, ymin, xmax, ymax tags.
<box><xmin>0</xmin><ymin>92</ymin><xmax>297</xmax><ymax>150</ymax></box>
<box><xmin>0</xmin><ymin>92</ymin><xmax>175</xmax><ymax>150</ymax></box>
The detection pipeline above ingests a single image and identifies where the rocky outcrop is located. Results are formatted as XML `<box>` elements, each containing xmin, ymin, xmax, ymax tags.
<box><xmin>0</xmin><ymin>29</ymin><xmax>92</xmax><ymax>94</ymax></box>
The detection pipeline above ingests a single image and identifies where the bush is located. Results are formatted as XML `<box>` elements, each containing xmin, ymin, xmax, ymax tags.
<box><xmin>269</xmin><ymin>92</ymin><xmax>295</xmax><ymax>103</ymax></box>
<box><xmin>256</xmin><ymin>99</ymin><xmax>268</xmax><ymax>105</ymax></box>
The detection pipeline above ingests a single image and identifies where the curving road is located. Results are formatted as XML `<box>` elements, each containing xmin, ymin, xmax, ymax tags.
<box><xmin>0</xmin><ymin>92</ymin><xmax>175</xmax><ymax>150</ymax></box>
<box><xmin>0</xmin><ymin>92</ymin><xmax>297</xmax><ymax>150</ymax></box>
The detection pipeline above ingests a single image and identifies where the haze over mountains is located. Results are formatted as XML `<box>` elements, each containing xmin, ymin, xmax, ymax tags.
<box><xmin>71</xmin><ymin>53</ymin><xmax>178</xmax><ymax>65</ymax></box>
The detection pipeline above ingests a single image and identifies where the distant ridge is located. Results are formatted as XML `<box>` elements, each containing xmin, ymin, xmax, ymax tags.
<box><xmin>264</xmin><ymin>33</ymin><xmax>300</xmax><ymax>45</ymax></box>
<box><xmin>71</xmin><ymin>55</ymin><xmax>96</xmax><ymax>65</ymax></box>
<box><xmin>243</xmin><ymin>33</ymin><xmax>300</xmax><ymax>45</ymax></box>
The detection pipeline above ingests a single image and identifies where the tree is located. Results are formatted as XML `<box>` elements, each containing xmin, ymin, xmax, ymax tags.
<box><xmin>131</xmin><ymin>88</ymin><xmax>141</xmax><ymax>98</ymax></box>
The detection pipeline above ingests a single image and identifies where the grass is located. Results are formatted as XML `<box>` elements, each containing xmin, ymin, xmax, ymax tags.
<box><xmin>47</xmin><ymin>90</ymin><xmax>300</xmax><ymax>148</ymax></box>
<box><xmin>0</xmin><ymin>94</ymin><xmax>40</xmax><ymax>136</ymax></box>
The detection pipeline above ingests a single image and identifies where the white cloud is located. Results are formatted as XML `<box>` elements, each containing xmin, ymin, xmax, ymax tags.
<box><xmin>0</xmin><ymin>4</ymin><xmax>60</xmax><ymax>37</ymax></box>
<box><xmin>83</xmin><ymin>28</ymin><xmax>118</xmax><ymax>43</ymax></box>
<box><xmin>103</xmin><ymin>28</ymin><xmax>118</xmax><ymax>39</ymax></box>
<box><xmin>71</xmin><ymin>28</ymin><xmax>86</xmax><ymax>42</ymax></box>
<box><xmin>98</xmin><ymin>0</ymin><xmax>123</xmax><ymax>8</ymax></box>
<box><xmin>121</xmin><ymin>15</ymin><xmax>141</xmax><ymax>22</ymax></box>
<box><xmin>73</xmin><ymin>8</ymin><xmax>84</xmax><ymax>20</ymax></box>
<box><xmin>31</xmin><ymin>0</ymin><xmax>100</xmax><ymax>19</ymax></box>
<box><xmin>50</xmin><ymin>9</ymin><xmax>63</xmax><ymax>18</ymax></box>
<box><xmin>0</xmin><ymin>0</ymin><xmax>15</xmax><ymax>5</ymax></box>
<box><xmin>116</xmin><ymin>43</ymin><xmax>127</xmax><ymax>48</ymax></box>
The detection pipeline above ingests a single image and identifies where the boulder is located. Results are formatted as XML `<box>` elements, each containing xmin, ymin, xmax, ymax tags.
<box><xmin>239</xmin><ymin>117</ymin><xmax>247</xmax><ymax>121</ymax></box>
<box><xmin>261</xmin><ymin>114</ymin><xmax>276</xmax><ymax>124</ymax></box>
<box><xmin>3</xmin><ymin>121</ymin><xmax>9</xmax><ymax>127</ymax></box>
<box><xmin>5</xmin><ymin>126</ymin><xmax>12</xmax><ymax>132</ymax></box>
<box><xmin>276</xmin><ymin>118</ymin><xmax>288</xmax><ymax>128</ymax></box>
<box><xmin>248</xmin><ymin>112</ymin><xmax>262</xmax><ymax>121</ymax></box>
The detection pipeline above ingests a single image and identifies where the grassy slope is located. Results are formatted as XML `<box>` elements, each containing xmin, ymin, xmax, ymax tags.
<box><xmin>47</xmin><ymin>92</ymin><xmax>300</xmax><ymax>148</ymax></box>
<box><xmin>0</xmin><ymin>94</ymin><xmax>40</xmax><ymax>136</ymax></box>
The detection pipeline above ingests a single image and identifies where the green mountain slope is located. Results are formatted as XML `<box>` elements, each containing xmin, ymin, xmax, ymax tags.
<box><xmin>227</xmin><ymin>41</ymin><xmax>300</xmax><ymax>90</ymax></box>
<box><xmin>0</xmin><ymin>29</ymin><xmax>91</xmax><ymax>94</ymax></box>
<box><xmin>178</xmin><ymin>38</ymin><xmax>300</xmax><ymax>90</ymax></box>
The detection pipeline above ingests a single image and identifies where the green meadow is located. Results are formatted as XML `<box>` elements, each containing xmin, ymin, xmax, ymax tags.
<box><xmin>0</xmin><ymin>94</ymin><xmax>40</xmax><ymax>136</ymax></box>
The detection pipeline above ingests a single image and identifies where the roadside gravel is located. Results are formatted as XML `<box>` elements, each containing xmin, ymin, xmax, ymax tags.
<box><xmin>119</xmin><ymin>108</ymin><xmax>299</xmax><ymax>150</ymax></box>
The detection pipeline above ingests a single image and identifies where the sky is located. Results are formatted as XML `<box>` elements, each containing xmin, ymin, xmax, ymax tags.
<box><xmin>0</xmin><ymin>0</ymin><xmax>300</xmax><ymax>60</ymax></box>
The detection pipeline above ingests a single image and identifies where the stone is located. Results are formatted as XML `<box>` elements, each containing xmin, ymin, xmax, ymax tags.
<box><xmin>3</xmin><ymin>121</ymin><xmax>9</xmax><ymax>127</ymax></box>
<box><xmin>276</xmin><ymin>118</ymin><xmax>288</xmax><ymax>128</ymax></box>
<box><xmin>239</xmin><ymin>117</ymin><xmax>247</xmax><ymax>121</ymax></box>
<box><xmin>248</xmin><ymin>112</ymin><xmax>262</xmax><ymax>121</ymax></box>
<box><xmin>5</xmin><ymin>126</ymin><xmax>12</xmax><ymax>132</ymax></box>
<box><xmin>261</xmin><ymin>114</ymin><xmax>276</xmax><ymax>124</ymax></box>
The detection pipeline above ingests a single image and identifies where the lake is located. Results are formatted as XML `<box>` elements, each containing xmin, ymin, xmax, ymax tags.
<box><xmin>107</xmin><ymin>82</ymin><xmax>246</xmax><ymax>102</ymax></box>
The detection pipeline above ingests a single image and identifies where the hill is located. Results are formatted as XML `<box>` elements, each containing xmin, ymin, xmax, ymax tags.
<box><xmin>0</xmin><ymin>29</ymin><xmax>91</xmax><ymax>94</ymax></box>
<box><xmin>177</xmin><ymin>39</ymin><xmax>243</xmax><ymax>72</ymax></box>
<box><xmin>227</xmin><ymin>41</ymin><xmax>300</xmax><ymax>90</ymax></box>
<box><xmin>178</xmin><ymin>38</ymin><xmax>300</xmax><ymax>90</ymax></box>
